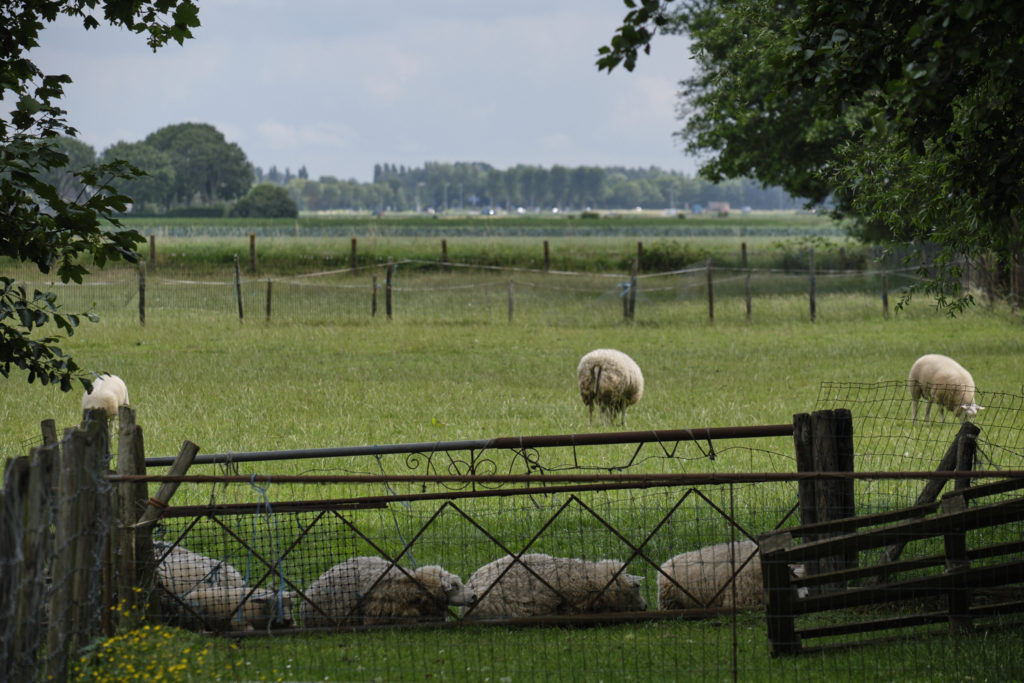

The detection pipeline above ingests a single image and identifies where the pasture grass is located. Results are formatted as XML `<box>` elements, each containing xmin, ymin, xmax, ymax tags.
<box><xmin>5</xmin><ymin>266</ymin><xmax>1024</xmax><ymax>681</ymax></box>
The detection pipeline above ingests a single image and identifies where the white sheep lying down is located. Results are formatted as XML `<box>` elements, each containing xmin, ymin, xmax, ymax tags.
<box><xmin>153</xmin><ymin>541</ymin><xmax>294</xmax><ymax>630</ymax></box>
<box><xmin>577</xmin><ymin>349</ymin><xmax>644</xmax><ymax>424</ymax></box>
<box><xmin>907</xmin><ymin>353</ymin><xmax>982</xmax><ymax>423</ymax></box>
<box><xmin>658</xmin><ymin>540</ymin><xmax>766</xmax><ymax>610</ymax></box>
<box><xmin>81</xmin><ymin>373</ymin><xmax>129</xmax><ymax>417</ymax></box>
<box><xmin>463</xmin><ymin>553</ymin><xmax>646</xmax><ymax>619</ymax></box>
<box><xmin>299</xmin><ymin>556</ymin><xmax>476</xmax><ymax>627</ymax></box>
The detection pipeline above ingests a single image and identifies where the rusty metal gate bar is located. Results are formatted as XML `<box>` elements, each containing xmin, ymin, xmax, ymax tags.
<box><xmin>143</xmin><ymin>424</ymin><xmax>795</xmax><ymax>468</ymax></box>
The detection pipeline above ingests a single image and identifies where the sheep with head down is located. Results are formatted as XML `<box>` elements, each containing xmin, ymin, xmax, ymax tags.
<box><xmin>907</xmin><ymin>354</ymin><xmax>982</xmax><ymax>423</ymax></box>
<box><xmin>81</xmin><ymin>373</ymin><xmax>129</xmax><ymax>418</ymax></box>
<box><xmin>577</xmin><ymin>349</ymin><xmax>644</xmax><ymax>425</ymax></box>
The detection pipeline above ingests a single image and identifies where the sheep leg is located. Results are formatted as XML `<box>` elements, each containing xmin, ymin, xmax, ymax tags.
<box><xmin>911</xmin><ymin>398</ymin><xmax>919</xmax><ymax>423</ymax></box>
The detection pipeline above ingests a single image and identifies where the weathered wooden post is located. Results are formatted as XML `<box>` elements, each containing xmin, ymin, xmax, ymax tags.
<box><xmin>249</xmin><ymin>232</ymin><xmax>256</xmax><ymax>273</ymax></box>
<box><xmin>148</xmin><ymin>234</ymin><xmax>156</xmax><ymax>267</ymax></box>
<box><xmin>233</xmin><ymin>254</ymin><xmax>244</xmax><ymax>320</ymax></box>
<box><xmin>350</xmin><ymin>237</ymin><xmax>358</xmax><ymax>271</ymax></box>
<box><xmin>809</xmin><ymin>246</ymin><xmax>816</xmax><ymax>322</ymax></box>
<box><xmin>442</xmin><ymin>239</ymin><xmax>450</xmax><ymax>272</ymax></box>
<box><xmin>265</xmin><ymin>278</ymin><xmax>272</xmax><ymax>321</ymax></box>
<box><xmin>742</xmin><ymin>242</ymin><xmax>751</xmax><ymax>322</ymax></box>
<box><xmin>115</xmin><ymin>406</ymin><xmax>154</xmax><ymax>626</ymax></box>
<box><xmin>637</xmin><ymin>241</ymin><xmax>643</xmax><ymax>272</ymax></box>
<box><xmin>628</xmin><ymin>258</ymin><xmax>638</xmax><ymax>320</ymax></box>
<box><xmin>879</xmin><ymin>422</ymin><xmax>980</xmax><ymax>566</ymax></box>
<box><xmin>543</xmin><ymin>240</ymin><xmax>550</xmax><ymax>271</ymax></box>
<box><xmin>881</xmin><ymin>269</ymin><xmax>889</xmax><ymax>319</ymax></box>
<box><xmin>372</xmin><ymin>275</ymin><xmax>378</xmax><ymax>317</ymax></box>
<box><xmin>706</xmin><ymin>257</ymin><xmax>714</xmax><ymax>323</ymax></box>
<box><xmin>385</xmin><ymin>257</ymin><xmax>394</xmax><ymax>320</ymax></box>
<box><xmin>508</xmin><ymin>280</ymin><xmax>514</xmax><ymax>322</ymax></box>
<box><xmin>793</xmin><ymin>409</ymin><xmax>856</xmax><ymax>590</ymax></box>
<box><xmin>138</xmin><ymin>262</ymin><xmax>146</xmax><ymax>327</ymax></box>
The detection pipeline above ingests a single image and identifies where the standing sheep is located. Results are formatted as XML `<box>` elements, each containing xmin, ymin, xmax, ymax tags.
<box><xmin>299</xmin><ymin>556</ymin><xmax>476</xmax><ymax>627</ymax></box>
<box><xmin>577</xmin><ymin>349</ymin><xmax>644</xmax><ymax>424</ymax></box>
<box><xmin>81</xmin><ymin>373</ymin><xmax>130</xmax><ymax>418</ymax></box>
<box><xmin>463</xmin><ymin>553</ymin><xmax>646</xmax><ymax>619</ymax></box>
<box><xmin>907</xmin><ymin>354</ymin><xmax>983</xmax><ymax>423</ymax></box>
<box><xmin>658</xmin><ymin>540</ymin><xmax>765</xmax><ymax>610</ymax></box>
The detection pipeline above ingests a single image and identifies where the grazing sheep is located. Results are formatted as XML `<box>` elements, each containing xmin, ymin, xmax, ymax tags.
<box><xmin>577</xmin><ymin>349</ymin><xmax>644</xmax><ymax>424</ymax></box>
<box><xmin>180</xmin><ymin>585</ymin><xmax>296</xmax><ymax>631</ymax></box>
<box><xmin>299</xmin><ymin>556</ymin><xmax>476</xmax><ymax>627</ymax></box>
<box><xmin>907</xmin><ymin>354</ymin><xmax>982</xmax><ymax>423</ymax></box>
<box><xmin>153</xmin><ymin>541</ymin><xmax>245</xmax><ymax>596</ymax></box>
<box><xmin>658</xmin><ymin>540</ymin><xmax>766</xmax><ymax>610</ymax></box>
<box><xmin>81</xmin><ymin>373</ymin><xmax>130</xmax><ymax>418</ymax></box>
<box><xmin>463</xmin><ymin>553</ymin><xmax>646</xmax><ymax>619</ymax></box>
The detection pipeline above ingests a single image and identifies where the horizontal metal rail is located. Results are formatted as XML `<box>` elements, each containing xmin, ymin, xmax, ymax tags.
<box><xmin>111</xmin><ymin>470</ymin><xmax>1024</xmax><ymax>485</ymax></box>
<box><xmin>143</xmin><ymin>423</ymin><xmax>795</xmax><ymax>467</ymax></box>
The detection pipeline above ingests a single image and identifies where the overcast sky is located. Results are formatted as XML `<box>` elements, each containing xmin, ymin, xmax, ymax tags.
<box><xmin>31</xmin><ymin>1</ymin><xmax>698</xmax><ymax>183</ymax></box>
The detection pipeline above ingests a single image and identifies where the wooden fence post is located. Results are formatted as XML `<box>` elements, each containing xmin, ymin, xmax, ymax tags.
<box><xmin>543</xmin><ymin>240</ymin><xmax>550</xmax><ymax>271</ymax></box>
<box><xmin>442</xmin><ymin>239</ymin><xmax>449</xmax><ymax>272</ymax></box>
<box><xmin>637</xmin><ymin>242</ymin><xmax>643</xmax><ymax>272</ymax></box>
<box><xmin>266</xmin><ymin>278</ymin><xmax>272</xmax><ymax>321</ymax></box>
<box><xmin>249</xmin><ymin>232</ymin><xmax>256</xmax><ymax>273</ymax></box>
<box><xmin>234</xmin><ymin>254</ymin><xmax>243</xmax><ymax>320</ymax></box>
<box><xmin>350</xmin><ymin>237</ymin><xmax>358</xmax><ymax>271</ymax></box>
<box><xmin>133</xmin><ymin>441</ymin><xmax>200</xmax><ymax>530</ymax></box>
<box><xmin>372</xmin><ymin>275</ymin><xmax>378</xmax><ymax>317</ymax></box>
<box><xmin>138</xmin><ymin>262</ymin><xmax>146</xmax><ymax>327</ymax></box>
<box><xmin>148</xmin><ymin>234</ymin><xmax>156</xmax><ymax>268</ymax></box>
<box><xmin>628</xmin><ymin>258</ymin><xmax>638</xmax><ymax>320</ymax></box>
<box><xmin>881</xmin><ymin>269</ymin><xmax>889</xmax><ymax>319</ymax></box>
<box><xmin>7</xmin><ymin>439</ymin><xmax>59</xmax><ymax>683</ymax></box>
<box><xmin>793</xmin><ymin>409</ymin><xmax>856</xmax><ymax>591</ymax></box>
<box><xmin>879</xmin><ymin>422</ymin><xmax>981</xmax><ymax>566</ymax></box>
<box><xmin>706</xmin><ymin>257</ymin><xmax>714</xmax><ymax>323</ymax></box>
<box><xmin>742</xmin><ymin>242</ymin><xmax>751</xmax><ymax>322</ymax></box>
<box><xmin>385</xmin><ymin>257</ymin><xmax>394</xmax><ymax>320</ymax></box>
<box><xmin>115</xmin><ymin>406</ymin><xmax>154</xmax><ymax>627</ymax></box>
<box><xmin>809</xmin><ymin>246</ymin><xmax>816</xmax><ymax>322</ymax></box>
<box><xmin>508</xmin><ymin>280</ymin><xmax>514</xmax><ymax>322</ymax></box>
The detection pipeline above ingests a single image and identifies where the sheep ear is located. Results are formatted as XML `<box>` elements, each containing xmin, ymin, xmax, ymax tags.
<box><xmin>627</xmin><ymin>574</ymin><xmax>643</xmax><ymax>585</ymax></box>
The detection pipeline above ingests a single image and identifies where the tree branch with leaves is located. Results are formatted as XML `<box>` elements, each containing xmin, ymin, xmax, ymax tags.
<box><xmin>0</xmin><ymin>0</ymin><xmax>199</xmax><ymax>390</ymax></box>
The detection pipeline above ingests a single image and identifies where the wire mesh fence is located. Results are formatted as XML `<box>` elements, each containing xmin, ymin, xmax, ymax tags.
<box><xmin>9</xmin><ymin>258</ymin><xmax>920</xmax><ymax>327</ymax></box>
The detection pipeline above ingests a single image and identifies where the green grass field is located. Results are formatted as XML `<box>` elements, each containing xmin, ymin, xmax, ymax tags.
<box><xmin>5</xmin><ymin>223</ymin><xmax>1024</xmax><ymax>681</ymax></box>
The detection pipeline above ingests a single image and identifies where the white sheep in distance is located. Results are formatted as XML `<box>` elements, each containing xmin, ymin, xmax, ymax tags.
<box><xmin>658</xmin><ymin>540</ymin><xmax>766</xmax><ymax>610</ymax></box>
<box><xmin>577</xmin><ymin>349</ymin><xmax>644</xmax><ymax>424</ymax></box>
<box><xmin>907</xmin><ymin>354</ymin><xmax>983</xmax><ymax>423</ymax></box>
<box><xmin>81</xmin><ymin>373</ymin><xmax>130</xmax><ymax>418</ymax></box>
<box><xmin>462</xmin><ymin>553</ymin><xmax>646</xmax><ymax>619</ymax></box>
<box><xmin>298</xmin><ymin>556</ymin><xmax>476</xmax><ymax>627</ymax></box>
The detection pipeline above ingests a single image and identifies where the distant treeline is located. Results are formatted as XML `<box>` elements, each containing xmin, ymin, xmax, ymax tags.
<box><xmin>259</xmin><ymin>161</ymin><xmax>804</xmax><ymax>214</ymax></box>
<box><xmin>46</xmin><ymin>121</ymin><xmax>804</xmax><ymax>217</ymax></box>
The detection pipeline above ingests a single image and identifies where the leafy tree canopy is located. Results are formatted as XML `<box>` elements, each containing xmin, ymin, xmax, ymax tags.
<box><xmin>230</xmin><ymin>183</ymin><xmax>298</xmax><ymax>219</ymax></box>
<box><xmin>1</xmin><ymin>0</ymin><xmax>199</xmax><ymax>390</ymax></box>
<box><xmin>600</xmin><ymin>0</ymin><xmax>1024</xmax><ymax>310</ymax></box>
<box><xmin>144</xmin><ymin>122</ymin><xmax>253</xmax><ymax>206</ymax></box>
